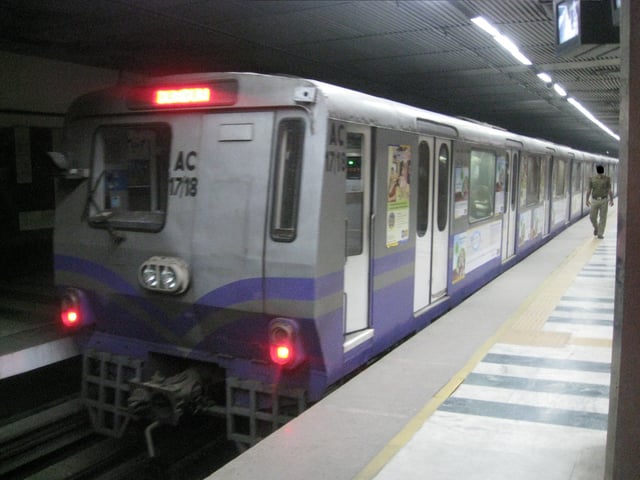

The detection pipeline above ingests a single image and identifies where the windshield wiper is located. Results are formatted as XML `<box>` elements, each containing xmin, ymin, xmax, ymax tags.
<box><xmin>90</xmin><ymin>211</ymin><xmax>126</xmax><ymax>245</ymax></box>
<box><xmin>83</xmin><ymin>170</ymin><xmax>126</xmax><ymax>245</ymax></box>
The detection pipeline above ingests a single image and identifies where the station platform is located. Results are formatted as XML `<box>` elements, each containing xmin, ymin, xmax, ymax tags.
<box><xmin>0</xmin><ymin>277</ymin><xmax>78</xmax><ymax>379</ymax></box>
<box><xmin>207</xmin><ymin>209</ymin><xmax>616</xmax><ymax>480</ymax></box>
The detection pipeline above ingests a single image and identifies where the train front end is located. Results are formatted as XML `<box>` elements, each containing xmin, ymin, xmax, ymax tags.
<box><xmin>54</xmin><ymin>73</ymin><xmax>340</xmax><ymax>448</ymax></box>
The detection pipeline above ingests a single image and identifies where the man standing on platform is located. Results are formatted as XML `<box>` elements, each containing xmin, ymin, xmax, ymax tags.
<box><xmin>585</xmin><ymin>164</ymin><xmax>614</xmax><ymax>239</ymax></box>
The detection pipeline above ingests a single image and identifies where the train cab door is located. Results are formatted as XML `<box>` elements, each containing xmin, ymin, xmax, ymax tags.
<box><xmin>501</xmin><ymin>149</ymin><xmax>520</xmax><ymax>262</ymax></box>
<box><xmin>343</xmin><ymin>125</ymin><xmax>372</xmax><ymax>345</ymax></box>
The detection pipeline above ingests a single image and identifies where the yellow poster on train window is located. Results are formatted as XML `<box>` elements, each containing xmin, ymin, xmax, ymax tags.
<box><xmin>386</xmin><ymin>145</ymin><xmax>411</xmax><ymax>248</ymax></box>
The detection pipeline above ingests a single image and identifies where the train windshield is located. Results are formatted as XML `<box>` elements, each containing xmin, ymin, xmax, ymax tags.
<box><xmin>88</xmin><ymin>123</ymin><xmax>171</xmax><ymax>232</ymax></box>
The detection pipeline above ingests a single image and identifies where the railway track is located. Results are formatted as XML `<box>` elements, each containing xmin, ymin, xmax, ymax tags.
<box><xmin>0</xmin><ymin>283</ymin><xmax>238</xmax><ymax>478</ymax></box>
<box><xmin>0</xmin><ymin>395</ymin><xmax>238</xmax><ymax>479</ymax></box>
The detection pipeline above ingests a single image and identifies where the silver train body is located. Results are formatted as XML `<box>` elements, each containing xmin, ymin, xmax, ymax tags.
<box><xmin>54</xmin><ymin>72</ymin><xmax>617</xmax><ymax>447</ymax></box>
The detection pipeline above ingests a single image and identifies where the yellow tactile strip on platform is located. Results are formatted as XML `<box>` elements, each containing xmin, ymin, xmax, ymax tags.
<box><xmin>499</xmin><ymin>237</ymin><xmax>603</xmax><ymax>347</ymax></box>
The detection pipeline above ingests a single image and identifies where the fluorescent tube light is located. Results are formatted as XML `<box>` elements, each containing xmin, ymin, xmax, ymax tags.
<box><xmin>568</xmin><ymin>97</ymin><xmax>620</xmax><ymax>140</ymax></box>
<box><xmin>495</xmin><ymin>34</ymin><xmax>532</xmax><ymax>65</ymax></box>
<box><xmin>553</xmin><ymin>83</ymin><xmax>567</xmax><ymax>97</ymax></box>
<box><xmin>471</xmin><ymin>16</ymin><xmax>500</xmax><ymax>37</ymax></box>
<box><xmin>537</xmin><ymin>73</ymin><xmax>552</xmax><ymax>83</ymax></box>
<box><xmin>471</xmin><ymin>16</ymin><xmax>531</xmax><ymax>65</ymax></box>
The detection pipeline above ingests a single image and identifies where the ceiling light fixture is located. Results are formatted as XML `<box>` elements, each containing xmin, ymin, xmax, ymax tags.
<box><xmin>553</xmin><ymin>83</ymin><xmax>568</xmax><ymax>97</ymax></box>
<box><xmin>567</xmin><ymin>98</ymin><xmax>620</xmax><ymax>141</ymax></box>
<box><xmin>471</xmin><ymin>16</ymin><xmax>531</xmax><ymax>65</ymax></box>
<box><xmin>471</xmin><ymin>15</ymin><xmax>619</xmax><ymax>144</ymax></box>
<box><xmin>537</xmin><ymin>72</ymin><xmax>553</xmax><ymax>83</ymax></box>
<box><xmin>537</xmin><ymin>72</ymin><xmax>567</xmax><ymax>98</ymax></box>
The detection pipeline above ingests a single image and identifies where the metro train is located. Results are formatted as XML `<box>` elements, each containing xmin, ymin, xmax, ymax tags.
<box><xmin>53</xmin><ymin>72</ymin><xmax>617</xmax><ymax>450</ymax></box>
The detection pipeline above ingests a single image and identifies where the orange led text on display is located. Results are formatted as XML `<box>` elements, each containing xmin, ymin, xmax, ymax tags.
<box><xmin>155</xmin><ymin>87</ymin><xmax>212</xmax><ymax>105</ymax></box>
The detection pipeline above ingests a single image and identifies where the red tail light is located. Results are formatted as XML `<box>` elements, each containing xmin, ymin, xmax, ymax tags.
<box><xmin>270</xmin><ymin>344</ymin><xmax>293</xmax><ymax>366</ymax></box>
<box><xmin>60</xmin><ymin>290</ymin><xmax>82</xmax><ymax>328</ymax></box>
<box><xmin>269</xmin><ymin>319</ymin><xmax>302</xmax><ymax>368</ymax></box>
<box><xmin>61</xmin><ymin>309</ymin><xmax>80</xmax><ymax>327</ymax></box>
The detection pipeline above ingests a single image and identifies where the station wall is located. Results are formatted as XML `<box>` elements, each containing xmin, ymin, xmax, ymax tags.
<box><xmin>0</xmin><ymin>52</ymin><xmax>119</xmax><ymax>279</ymax></box>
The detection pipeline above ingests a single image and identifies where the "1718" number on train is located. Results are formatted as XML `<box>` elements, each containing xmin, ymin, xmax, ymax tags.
<box><xmin>169</xmin><ymin>176</ymin><xmax>198</xmax><ymax>197</ymax></box>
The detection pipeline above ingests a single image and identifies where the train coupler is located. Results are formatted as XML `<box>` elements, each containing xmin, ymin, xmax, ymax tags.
<box><xmin>128</xmin><ymin>368</ymin><xmax>205</xmax><ymax>426</ymax></box>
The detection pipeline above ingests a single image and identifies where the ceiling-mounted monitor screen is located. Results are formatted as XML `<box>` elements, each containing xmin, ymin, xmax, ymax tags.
<box><xmin>557</xmin><ymin>0</ymin><xmax>580</xmax><ymax>44</ymax></box>
<box><xmin>554</xmin><ymin>0</ymin><xmax>619</xmax><ymax>57</ymax></box>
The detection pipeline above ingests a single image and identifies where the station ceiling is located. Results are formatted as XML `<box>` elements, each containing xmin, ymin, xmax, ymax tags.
<box><xmin>0</xmin><ymin>0</ymin><xmax>621</xmax><ymax>157</ymax></box>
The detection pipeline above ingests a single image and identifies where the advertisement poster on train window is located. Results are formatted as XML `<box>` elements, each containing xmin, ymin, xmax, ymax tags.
<box><xmin>386</xmin><ymin>145</ymin><xmax>411</xmax><ymax>248</ymax></box>
<box><xmin>452</xmin><ymin>220</ymin><xmax>502</xmax><ymax>283</ymax></box>
<box><xmin>518</xmin><ymin>206</ymin><xmax>544</xmax><ymax>246</ymax></box>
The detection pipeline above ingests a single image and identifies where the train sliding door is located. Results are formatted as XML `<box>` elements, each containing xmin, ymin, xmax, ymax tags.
<box><xmin>501</xmin><ymin>149</ymin><xmax>519</xmax><ymax>262</ymax></box>
<box><xmin>413</xmin><ymin>137</ymin><xmax>450</xmax><ymax>312</ymax></box>
<box><xmin>431</xmin><ymin>140</ymin><xmax>451</xmax><ymax>301</ymax></box>
<box><xmin>343</xmin><ymin>125</ymin><xmax>371</xmax><ymax>340</ymax></box>
<box><xmin>413</xmin><ymin>138</ymin><xmax>434</xmax><ymax>311</ymax></box>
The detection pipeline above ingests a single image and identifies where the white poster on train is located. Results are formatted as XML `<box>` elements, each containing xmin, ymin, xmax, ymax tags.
<box><xmin>518</xmin><ymin>206</ymin><xmax>544</xmax><ymax>245</ymax></box>
<box><xmin>532</xmin><ymin>206</ymin><xmax>544</xmax><ymax>238</ymax></box>
<box><xmin>551</xmin><ymin>197</ymin><xmax>569</xmax><ymax>227</ymax></box>
<box><xmin>452</xmin><ymin>220</ymin><xmax>502</xmax><ymax>283</ymax></box>
<box><xmin>518</xmin><ymin>210</ymin><xmax>531</xmax><ymax>245</ymax></box>
<box><xmin>386</xmin><ymin>145</ymin><xmax>411</xmax><ymax>248</ymax></box>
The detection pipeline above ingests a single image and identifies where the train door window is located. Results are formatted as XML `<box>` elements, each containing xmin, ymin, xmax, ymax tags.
<box><xmin>437</xmin><ymin>143</ymin><xmax>449</xmax><ymax>232</ymax></box>
<box><xmin>417</xmin><ymin>140</ymin><xmax>430</xmax><ymax>237</ymax></box>
<box><xmin>346</xmin><ymin>132</ymin><xmax>364</xmax><ymax>255</ymax></box>
<box><xmin>525</xmin><ymin>156</ymin><xmax>542</xmax><ymax>206</ymax></box>
<box><xmin>270</xmin><ymin>118</ymin><xmax>305</xmax><ymax>242</ymax></box>
<box><xmin>469</xmin><ymin>149</ymin><xmax>496</xmax><ymax>222</ymax></box>
<box><xmin>511</xmin><ymin>152</ymin><xmax>519</xmax><ymax>209</ymax></box>
<box><xmin>503</xmin><ymin>153</ymin><xmax>510</xmax><ymax>203</ymax></box>
<box><xmin>90</xmin><ymin>123</ymin><xmax>170</xmax><ymax>232</ymax></box>
<box><xmin>572</xmin><ymin>161</ymin><xmax>582</xmax><ymax>191</ymax></box>
<box><xmin>554</xmin><ymin>159</ymin><xmax>566</xmax><ymax>197</ymax></box>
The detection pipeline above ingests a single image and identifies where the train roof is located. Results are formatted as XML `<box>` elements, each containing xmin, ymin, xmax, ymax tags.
<box><xmin>67</xmin><ymin>71</ymin><xmax>616</xmax><ymax>164</ymax></box>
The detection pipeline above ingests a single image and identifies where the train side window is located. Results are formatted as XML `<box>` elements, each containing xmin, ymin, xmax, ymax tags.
<box><xmin>346</xmin><ymin>132</ymin><xmax>364</xmax><ymax>255</ymax></box>
<box><xmin>525</xmin><ymin>156</ymin><xmax>541</xmax><ymax>206</ymax></box>
<box><xmin>270</xmin><ymin>118</ymin><xmax>305</xmax><ymax>242</ymax></box>
<box><xmin>416</xmin><ymin>141</ymin><xmax>430</xmax><ymax>237</ymax></box>
<box><xmin>437</xmin><ymin>144</ymin><xmax>449</xmax><ymax>232</ymax></box>
<box><xmin>469</xmin><ymin>149</ymin><xmax>496</xmax><ymax>222</ymax></box>
<box><xmin>90</xmin><ymin>123</ymin><xmax>170</xmax><ymax>232</ymax></box>
<box><xmin>572</xmin><ymin>161</ymin><xmax>582</xmax><ymax>191</ymax></box>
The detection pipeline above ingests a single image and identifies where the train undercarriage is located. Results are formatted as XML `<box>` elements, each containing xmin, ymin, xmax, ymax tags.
<box><xmin>81</xmin><ymin>349</ymin><xmax>307</xmax><ymax>454</ymax></box>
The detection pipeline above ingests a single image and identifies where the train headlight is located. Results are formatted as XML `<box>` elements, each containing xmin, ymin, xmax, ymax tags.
<box><xmin>141</xmin><ymin>265</ymin><xmax>159</xmax><ymax>288</ymax></box>
<box><xmin>160</xmin><ymin>266</ymin><xmax>178</xmax><ymax>290</ymax></box>
<box><xmin>139</xmin><ymin>257</ymin><xmax>190</xmax><ymax>294</ymax></box>
<box><xmin>269</xmin><ymin>318</ymin><xmax>305</xmax><ymax>369</ymax></box>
